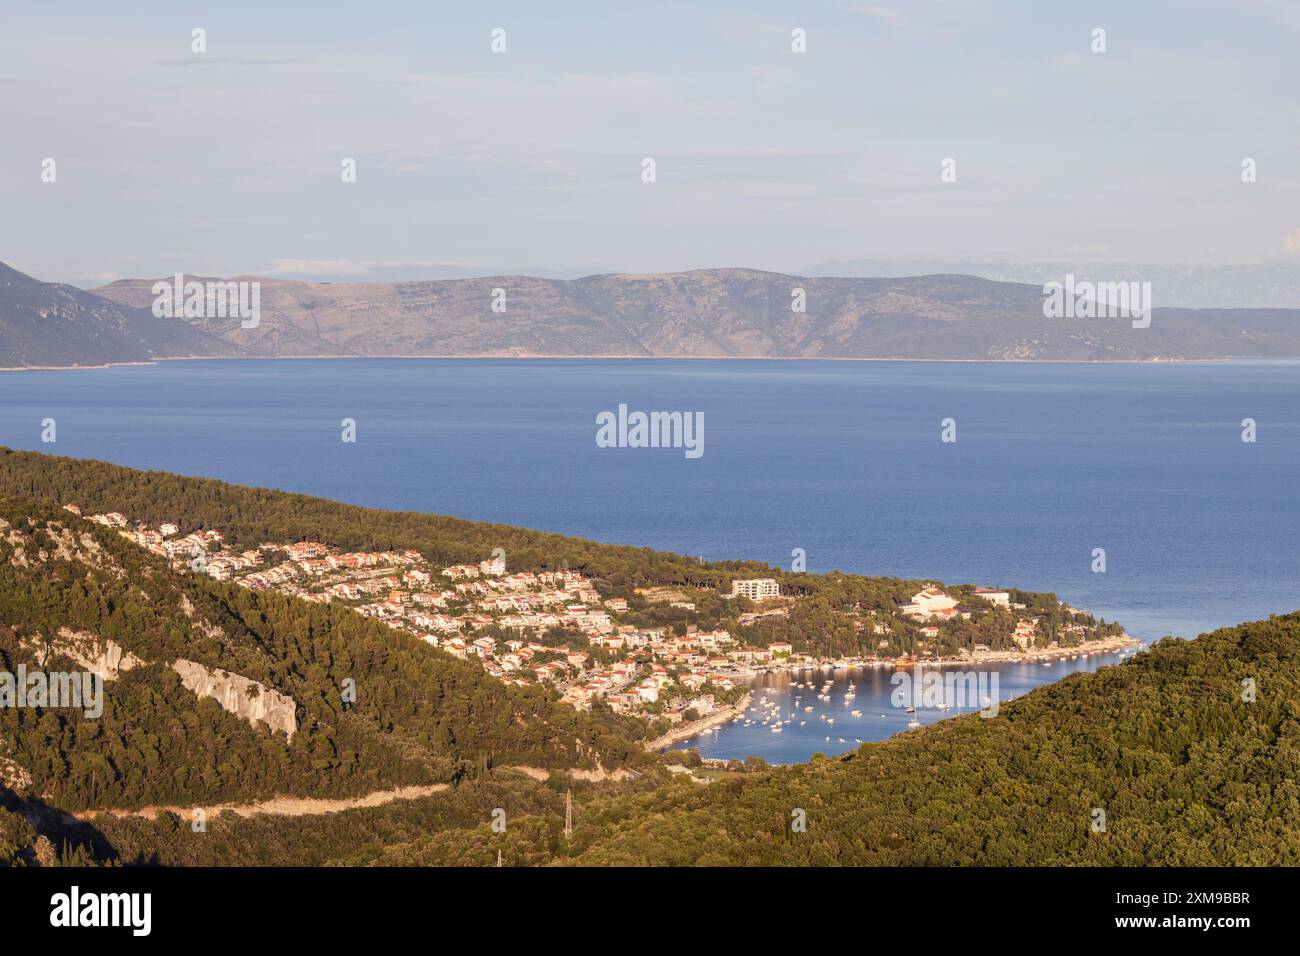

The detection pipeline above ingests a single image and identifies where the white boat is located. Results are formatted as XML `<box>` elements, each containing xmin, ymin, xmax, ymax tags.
<box><xmin>851</xmin><ymin>710</ymin><xmax>862</xmax><ymax>717</ymax></box>
<box><xmin>907</xmin><ymin>719</ymin><xmax>920</xmax><ymax>728</ymax></box>
<box><xmin>771</xmin><ymin>725</ymin><xmax>782</xmax><ymax>733</ymax></box>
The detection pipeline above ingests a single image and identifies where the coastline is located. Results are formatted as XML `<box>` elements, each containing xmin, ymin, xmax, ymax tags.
<box><xmin>644</xmin><ymin>691</ymin><xmax>754</xmax><ymax>752</ymax></box>
<box><xmin>741</xmin><ymin>632</ymin><xmax>1143</xmax><ymax>679</ymax></box>
<box><xmin>0</xmin><ymin>353</ymin><xmax>1263</xmax><ymax>374</ymax></box>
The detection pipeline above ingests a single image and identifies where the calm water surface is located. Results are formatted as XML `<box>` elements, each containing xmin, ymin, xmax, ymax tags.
<box><xmin>669</xmin><ymin>654</ymin><xmax>1135</xmax><ymax>762</ymax></box>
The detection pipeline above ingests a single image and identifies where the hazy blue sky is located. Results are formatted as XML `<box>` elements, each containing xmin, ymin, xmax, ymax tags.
<box><xmin>3</xmin><ymin>0</ymin><xmax>1299</xmax><ymax>284</ymax></box>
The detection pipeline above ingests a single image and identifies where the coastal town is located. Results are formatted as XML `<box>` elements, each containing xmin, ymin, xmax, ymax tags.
<box><xmin>69</xmin><ymin>505</ymin><xmax>1137</xmax><ymax>741</ymax></box>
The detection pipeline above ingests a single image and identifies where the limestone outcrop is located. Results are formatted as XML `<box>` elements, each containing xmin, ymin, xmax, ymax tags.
<box><xmin>171</xmin><ymin>659</ymin><xmax>298</xmax><ymax>740</ymax></box>
<box><xmin>22</xmin><ymin>629</ymin><xmax>143</xmax><ymax>680</ymax></box>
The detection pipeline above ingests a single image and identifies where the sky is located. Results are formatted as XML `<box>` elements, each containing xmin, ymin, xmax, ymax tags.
<box><xmin>2</xmin><ymin>0</ymin><xmax>1299</xmax><ymax>287</ymax></box>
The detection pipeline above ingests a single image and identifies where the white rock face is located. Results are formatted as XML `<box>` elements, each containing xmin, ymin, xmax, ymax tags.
<box><xmin>23</xmin><ymin>629</ymin><xmax>144</xmax><ymax>680</ymax></box>
<box><xmin>171</xmin><ymin>659</ymin><xmax>299</xmax><ymax>740</ymax></box>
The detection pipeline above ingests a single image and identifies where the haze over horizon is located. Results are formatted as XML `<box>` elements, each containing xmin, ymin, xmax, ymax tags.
<box><xmin>3</xmin><ymin>0</ymin><xmax>1299</xmax><ymax>307</ymax></box>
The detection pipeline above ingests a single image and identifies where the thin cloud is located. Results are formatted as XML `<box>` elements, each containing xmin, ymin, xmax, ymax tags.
<box><xmin>155</xmin><ymin>56</ymin><xmax>309</xmax><ymax>67</ymax></box>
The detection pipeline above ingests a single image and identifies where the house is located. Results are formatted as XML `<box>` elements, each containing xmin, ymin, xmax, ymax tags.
<box><xmin>285</xmin><ymin>541</ymin><xmax>329</xmax><ymax>560</ymax></box>
<box><xmin>442</xmin><ymin>564</ymin><xmax>480</xmax><ymax>580</ymax></box>
<box><xmin>1012</xmin><ymin>619</ymin><xmax>1039</xmax><ymax>650</ymax></box>
<box><xmin>88</xmin><ymin>512</ymin><xmax>129</xmax><ymax>528</ymax></box>
<box><xmin>973</xmin><ymin>587</ymin><xmax>1011</xmax><ymax>607</ymax></box>
<box><xmin>899</xmin><ymin>587</ymin><xmax>960</xmax><ymax>621</ymax></box>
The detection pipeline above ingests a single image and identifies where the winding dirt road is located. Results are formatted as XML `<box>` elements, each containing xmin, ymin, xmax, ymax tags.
<box><xmin>70</xmin><ymin>783</ymin><xmax>449</xmax><ymax>821</ymax></box>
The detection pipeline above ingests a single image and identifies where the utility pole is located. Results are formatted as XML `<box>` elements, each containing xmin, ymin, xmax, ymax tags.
<box><xmin>564</xmin><ymin>789</ymin><xmax>573</xmax><ymax>839</ymax></box>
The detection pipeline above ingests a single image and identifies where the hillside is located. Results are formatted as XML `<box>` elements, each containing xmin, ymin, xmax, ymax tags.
<box><xmin>82</xmin><ymin>266</ymin><xmax>1300</xmax><ymax>362</ymax></box>
<box><xmin>361</xmin><ymin>612</ymin><xmax>1300</xmax><ymax>867</ymax></box>
<box><xmin>0</xmin><ymin>446</ymin><xmax>779</xmax><ymax>589</ymax></box>
<box><xmin>0</xmin><ymin>449</ymin><xmax>1295</xmax><ymax>866</ymax></box>
<box><xmin>0</xmin><ymin>447</ymin><xmax>1118</xmax><ymax>668</ymax></box>
<box><xmin>0</xmin><ymin>262</ymin><xmax>229</xmax><ymax>368</ymax></box>
<box><xmin>0</xmin><ymin>490</ymin><xmax>648</xmax><ymax>864</ymax></box>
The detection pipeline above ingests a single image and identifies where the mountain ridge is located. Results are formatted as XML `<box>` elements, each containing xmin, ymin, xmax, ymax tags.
<box><xmin>84</xmin><ymin>266</ymin><xmax>1300</xmax><ymax>362</ymax></box>
<box><xmin>4</xmin><ymin>259</ymin><xmax>1300</xmax><ymax>367</ymax></box>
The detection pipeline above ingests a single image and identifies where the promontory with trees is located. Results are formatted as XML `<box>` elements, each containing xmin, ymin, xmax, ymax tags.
<box><xmin>3</xmin><ymin>447</ymin><xmax>1275</xmax><ymax>868</ymax></box>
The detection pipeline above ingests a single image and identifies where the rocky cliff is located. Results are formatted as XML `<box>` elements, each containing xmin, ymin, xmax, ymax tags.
<box><xmin>171</xmin><ymin>659</ymin><xmax>299</xmax><ymax>740</ymax></box>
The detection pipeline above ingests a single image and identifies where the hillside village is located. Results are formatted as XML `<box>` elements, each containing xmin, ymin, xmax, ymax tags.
<box><xmin>70</xmin><ymin>505</ymin><xmax>1133</xmax><ymax>737</ymax></box>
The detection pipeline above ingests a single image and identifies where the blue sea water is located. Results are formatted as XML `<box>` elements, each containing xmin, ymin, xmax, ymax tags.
<box><xmin>667</xmin><ymin>656</ymin><xmax>1133</xmax><ymax>763</ymax></box>
<box><xmin>1</xmin><ymin>357</ymin><xmax>1296</xmax><ymax>759</ymax></box>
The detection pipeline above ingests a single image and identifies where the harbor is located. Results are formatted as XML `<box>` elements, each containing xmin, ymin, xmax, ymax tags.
<box><xmin>671</xmin><ymin>643</ymin><xmax>1141</xmax><ymax>763</ymax></box>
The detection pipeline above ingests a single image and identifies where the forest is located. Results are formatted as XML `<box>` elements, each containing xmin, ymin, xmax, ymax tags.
<box><xmin>17</xmin><ymin>610</ymin><xmax>1297</xmax><ymax>867</ymax></box>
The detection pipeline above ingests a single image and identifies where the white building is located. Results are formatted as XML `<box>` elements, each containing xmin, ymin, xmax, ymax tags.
<box><xmin>900</xmin><ymin>586</ymin><xmax>960</xmax><ymax>621</ymax></box>
<box><xmin>728</xmin><ymin>578</ymin><xmax>781</xmax><ymax>601</ymax></box>
<box><xmin>973</xmin><ymin>587</ymin><xmax>1011</xmax><ymax>607</ymax></box>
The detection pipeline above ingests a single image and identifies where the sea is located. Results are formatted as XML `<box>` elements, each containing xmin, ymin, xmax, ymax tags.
<box><xmin>2</xmin><ymin>358</ymin><xmax>1295</xmax><ymax>761</ymax></box>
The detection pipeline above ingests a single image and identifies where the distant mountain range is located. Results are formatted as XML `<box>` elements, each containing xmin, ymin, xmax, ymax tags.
<box><xmin>3</xmin><ymin>260</ymin><xmax>1299</xmax><ymax>367</ymax></box>
<box><xmin>804</xmin><ymin>258</ymin><xmax>1300</xmax><ymax>310</ymax></box>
